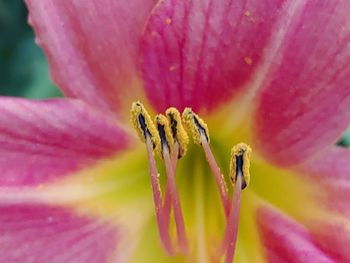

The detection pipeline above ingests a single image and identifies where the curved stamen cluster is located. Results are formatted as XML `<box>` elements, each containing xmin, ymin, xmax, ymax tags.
<box><xmin>130</xmin><ymin>102</ymin><xmax>251</xmax><ymax>262</ymax></box>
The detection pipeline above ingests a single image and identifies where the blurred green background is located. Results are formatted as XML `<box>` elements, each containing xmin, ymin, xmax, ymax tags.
<box><xmin>0</xmin><ymin>0</ymin><xmax>349</xmax><ymax>146</ymax></box>
<box><xmin>0</xmin><ymin>0</ymin><xmax>61</xmax><ymax>98</ymax></box>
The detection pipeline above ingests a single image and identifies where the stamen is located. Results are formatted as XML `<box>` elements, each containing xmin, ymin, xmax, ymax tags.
<box><xmin>163</xmin><ymin>147</ymin><xmax>189</xmax><ymax>254</ymax></box>
<box><xmin>221</xmin><ymin>143</ymin><xmax>252</xmax><ymax>263</ymax></box>
<box><xmin>155</xmin><ymin>114</ymin><xmax>174</xmax><ymax>158</ymax></box>
<box><xmin>130</xmin><ymin>101</ymin><xmax>160</xmax><ymax>148</ymax></box>
<box><xmin>182</xmin><ymin>108</ymin><xmax>230</xmax><ymax>217</ymax></box>
<box><xmin>155</xmin><ymin>114</ymin><xmax>174</xmax><ymax>234</ymax></box>
<box><xmin>223</xmin><ymin>173</ymin><xmax>243</xmax><ymax>263</ymax></box>
<box><xmin>182</xmin><ymin>108</ymin><xmax>209</xmax><ymax>145</ymax></box>
<box><xmin>155</xmin><ymin>115</ymin><xmax>189</xmax><ymax>254</ymax></box>
<box><xmin>163</xmin><ymin>108</ymin><xmax>189</xmax><ymax>240</ymax></box>
<box><xmin>165</xmin><ymin>107</ymin><xmax>189</xmax><ymax>158</ymax></box>
<box><xmin>130</xmin><ymin>102</ymin><xmax>173</xmax><ymax>254</ymax></box>
<box><xmin>230</xmin><ymin>143</ymin><xmax>251</xmax><ymax>189</ymax></box>
<box><xmin>131</xmin><ymin>102</ymin><xmax>252</xmax><ymax>260</ymax></box>
<box><xmin>162</xmin><ymin>143</ymin><xmax>180</xmax><ymax>239</ymax></box>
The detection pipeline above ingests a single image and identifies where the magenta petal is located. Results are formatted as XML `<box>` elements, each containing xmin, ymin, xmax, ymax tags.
<box><xmin>25</xmin><ymin>0</ymin><xmax>155</xmax><ymax>115</ymax></box>
<box><xmin>141</xmin><ymin>0</ymin><xmax>286</xmax><ymax>112</ymax></box>
<box><xmin>300</xmin><ymin>147</ymin><xmax>350</xmax><ymax>181</ymax></box>
<box><xmin>257</xmin><ymin>207</ymin><xmax>334</xmax><ymax>263</ymax></box>
<box><xmin>298</xmin><ymin>147</ymin><xmax>350</xmax><ymax>217</ymax></box>
<box><xmin>311</xmin><ymin>222</ymin><xmax>350</xmax><ymax>263</ymax></box>
<box><xmin>254</xmin><ymin>1</ymin><xmax>350</xmax><ymax>165</ymax></box>
<box><xmin>0</xmin><ymin>204</ymin><xmax>118</xmax><ymax>263</ymax></box>
<box><xmin>0</xmin><ymin>98</ymin><xmax>132</xmax><ymax>186</ymax></box>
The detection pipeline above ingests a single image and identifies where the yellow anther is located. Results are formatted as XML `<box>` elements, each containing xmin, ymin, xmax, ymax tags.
<box><xmin>230</xmin><ymin>143</ymin><xmax>252</xmax><ymax>189</ymax></box>
<box><xmin>130</xmin><ymin>101</ymin><xmax>160</xmax><ymax>149</ymax></box>
<box><xmin>165</xmin><ymin>107</ymin><xmax>189</xmax><ymax>158</ymax></box>
<box><xmin>182</xmin><ymin>108</ymin><xmax>210</xmax><ymax>145</ymax></box>
<box><xmin>155</xmin><ymin>114</ymin><xmax>174</xmax><ymax>157</ymax></box>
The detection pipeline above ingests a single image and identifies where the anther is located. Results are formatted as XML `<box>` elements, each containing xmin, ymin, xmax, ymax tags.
<box><xmin>155</xmin><ymin>114</ymin><xmax>174</xmax><ymax>158</ymax></box>
<box><xmin>165</xmin><ymin>107</ymin><xmax>189</xmax><ymax>158</ymax></box>
<box><xmin>230</xmin><ymin>143</ymin><xmax>252</xmax><ymax>190</ymax></box>
<box><xmin>131</xmin><ymin>101</ymin><xmax>252</xmax><ymax>260</ymax></box>
<box><xmin>130</xmin><ymin>101</ymin><xmax>160</xmax><ymax>149</ymax></box>
<box><xmin>182</xmin><ymin>108</ymin><xmax>209</xmax><ymax>145</ymax></box>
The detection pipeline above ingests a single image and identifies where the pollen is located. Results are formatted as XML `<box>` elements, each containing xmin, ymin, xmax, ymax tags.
<box><xmin>182</xmin><ymin>108</ymin><xmax>210</xmax><ymax>145</ymax></box>
<box><xmin>244</xmin><ymin>56</ymin><xmax>253</xmax><ymax>65</ymax></box>
<box><xmin>165</xmin><ymin>17</ymin><xmax>172</xmax><ymax>25</ymax></box>
<box><xmin>230</xmin><ymin>143</ymin><xmax>252</xmax><ymax>189</ymax></box>
<box><xmin>244</xmin><ymin>10</ymin><xmax>251</xmax><ymax>17</ymax></box>
<box><xmin>165</xmin><ymin>107</ymin><xmax>189</xmax><ymax>158</ymax></box>
<box><xmin>130</xmin><ymin>101</ymin><xmax>160</xmax><ymax>149</ymax></box>
<box><xmin>169</xmin><ymin>65</ymin><xmax>176</xmax><ymax>72</ymax></box>
<box><xmin>155</xmin><ymin>114</ymin><xmax>174</xmax><ymax>158</ymax></box>
<box><xmin>130</xmin><ymin>102</ymin><xmax>253</xmax><ymax>260</ymax></box>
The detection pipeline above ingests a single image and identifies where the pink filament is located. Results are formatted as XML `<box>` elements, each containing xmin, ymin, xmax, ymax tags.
<box><xmin>163</xmin><ymin>146</ymin><xmax>189</xmax><ymax>254</ymax></box>
<box><xmin>145</xmin><ymin>136</ymin><xmax>173</xmax><ymax>255</ymax></box>
<box><xmin>200</xmin><ymin>134</ymin><xmax>230</xmax><ymax>217</ymax></box>
<box><xmin>163</xmin><ymin>143</ymin><xmax>179</xmax><ymax>233</ymax></box>
<box><xmin>222</xmin><ymin>173</ymin><xmax>242</xmax><ymax>263</ymax></box>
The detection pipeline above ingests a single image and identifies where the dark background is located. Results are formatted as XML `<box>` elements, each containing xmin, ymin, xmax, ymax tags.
<box><xmin>0</xmin><ymin>0</ymin><xmax>348</xmax><ymax>146</ymax></box>
<box><xmin>0</xmin><ymin>0</ymin><xmax>61</xmax><ymax>98</ymax></box>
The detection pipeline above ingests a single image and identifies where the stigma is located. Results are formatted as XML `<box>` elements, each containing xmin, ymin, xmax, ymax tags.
<box><xmin>130</xmin><ymin>102</ymin><xmax>252</xmax><ymax>261</ymax></box>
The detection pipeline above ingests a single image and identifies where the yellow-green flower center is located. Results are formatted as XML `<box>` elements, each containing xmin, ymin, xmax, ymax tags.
<box><xmin>130</xmin><ymin>101</ymin><xmax>252</xmax><ymax>262</ymax></box>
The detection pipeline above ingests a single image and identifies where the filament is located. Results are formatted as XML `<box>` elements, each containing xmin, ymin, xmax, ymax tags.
<box><xmin>222</xmin><ymin>172</ymin><xmax>242</xmax><ymax>263</ymax></box>
<box><xmin>145</xmin><ymin>135</ymin><xmax>174</xmax><ymax>255</ymax></box>
<box><xmin>163</xmin><ymin>142</ymin><xmax>180</xmax><ymax>232</ymax></box>
<box><xmin>200</xmin><ymin>133</ymin><xmax>230</xmax><ymax>218</ymax></box>
<box><xmin>163</xmin><ymin>145</ymin><xmax>189</xmax><ymax>254</ymax></box>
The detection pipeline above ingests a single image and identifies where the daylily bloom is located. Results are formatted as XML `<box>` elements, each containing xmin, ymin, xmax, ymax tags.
<box><xmin>1</xmin><ymin>0</ymin><xmax>350</xmax><ymax>262</ymax></box>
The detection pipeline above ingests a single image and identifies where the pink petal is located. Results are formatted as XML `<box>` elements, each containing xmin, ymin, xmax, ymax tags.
<box><xmin>256</xmin><ymin>207</ymin><xmax>335</xmax><ymax>263</ymax></box>
<box><xmin>0</xmin><ymin>98</ymin><xmax>132</xmax><ymax>186</ymax></box>
<box><xmin>298</xmin><ymin>147</ymin><xmax>350</xmax><ymax>217</ymax></box>
<box><xmin>254</xmin><ymin>1</ymin><xmax>350</xmax><ymax>166</ymax></box>
<box><xmin>25</xmin><ymin>0</ymin><xmax>156</xmax><ymax>115</ymax></box>
<box><xmin>300</xmin><ymin>147</ymin><xmax>350</xmax><ymax>181</ymax></box>
<box><xmin>0</xmin><ymin>204</ymin><xmax>119</xmax><ymax>263</ymax></box>
<box><xmin>310</xmin><ymin>222</ymin><xmax>350</xmax><ymax>263</ymax></box>
<box><xmin>141</xmin><ymin>0</ymin><xmax>286</xmax><ymax>112</ymax></box>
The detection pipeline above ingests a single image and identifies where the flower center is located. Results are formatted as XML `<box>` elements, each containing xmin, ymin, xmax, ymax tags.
<box><xmin>130</xmin><ymin>102</ymin><xmax>252</xmax><ymax>262</ymax></box>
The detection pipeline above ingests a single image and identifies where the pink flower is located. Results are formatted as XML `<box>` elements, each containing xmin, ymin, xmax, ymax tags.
<box><xmin>1</xmin><ymin>0</ymin><xmax>349</xmax><ymax>262</ymax></box>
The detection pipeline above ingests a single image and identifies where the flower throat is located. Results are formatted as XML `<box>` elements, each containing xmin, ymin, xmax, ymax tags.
<box><xmin>130</xmin><ymin>101</ymin><xmax>251</xmax><ymax>263</ymax></box>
